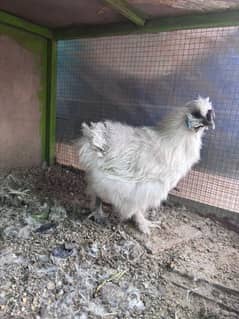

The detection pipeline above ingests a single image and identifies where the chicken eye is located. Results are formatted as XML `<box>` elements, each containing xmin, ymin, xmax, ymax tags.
<box><xmin>191</xmin><ymin>110</ymin><xmax>202</xmax><ymax>119</ymax></box>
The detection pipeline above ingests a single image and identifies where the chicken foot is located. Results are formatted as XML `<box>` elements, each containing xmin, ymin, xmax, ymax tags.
<box><xmin>133</xmin><ymin>211</ymin><xmax>161</xmax><ymax>235</ymax></box>
<box><xmin>87</xmin><ymin>196</ymin><xmax>108</xmax><ymax>225</ymax></box>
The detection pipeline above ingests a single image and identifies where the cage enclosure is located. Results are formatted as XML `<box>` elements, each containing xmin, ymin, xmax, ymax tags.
<box><xmin>0</xmin><ymin>1</ymin><xmax>239</xmax><ymax>319</ymax></box>
<box><xmin>56</xmin><ymin>28</ymin><xmax>239</xmax><ymax>221</ymax></box>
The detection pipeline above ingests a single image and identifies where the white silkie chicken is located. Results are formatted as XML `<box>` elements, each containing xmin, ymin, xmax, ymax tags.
<box><xmin>77</xmin><ymin>96</ymin><xmax>215</xmax><ymax>234</ymax></box>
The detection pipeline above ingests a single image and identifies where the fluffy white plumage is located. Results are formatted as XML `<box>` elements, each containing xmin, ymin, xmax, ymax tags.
<box><xmin>76</xmin><ymin>96</ymin><xmax>215</xmax><ymax>234</ymax></box>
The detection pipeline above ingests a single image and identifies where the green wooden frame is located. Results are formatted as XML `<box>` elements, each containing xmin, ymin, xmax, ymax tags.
<box><xmin>54</xmin><ymin>10</ymin><xmax>239</xmax><ymax>40</ymax></box>
<box><xmin>0</xmin><ymin>10</ymin><xmax>53</xmax><ymax>39</ymax></box>
<box><xmin>0</xmin><ymin>10</ymin><xmax>56</xmax><ymax>165</ymax></box>
<box><xmin>103</xmin><ymin>0</ymin><xmax>147</xmax><ymax>26</ymax></box>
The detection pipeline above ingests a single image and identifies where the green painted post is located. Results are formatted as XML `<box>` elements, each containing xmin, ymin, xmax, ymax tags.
<box><xmin>46</xmin><ymin>39</ymin><xmax>57</xmax><ymax>165</ymax></box>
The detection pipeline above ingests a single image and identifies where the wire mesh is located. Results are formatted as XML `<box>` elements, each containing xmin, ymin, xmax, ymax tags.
<box><xmin>56</xmin><ymin>26</ymin><xmax>239</xmax><ymax>213</ymax></box>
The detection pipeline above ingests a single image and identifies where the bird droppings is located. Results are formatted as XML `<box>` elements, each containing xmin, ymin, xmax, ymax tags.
<box><xmin>0</xmin><ymin>165</ymin><xmax>239</xmax><ymax>319</ymax></box>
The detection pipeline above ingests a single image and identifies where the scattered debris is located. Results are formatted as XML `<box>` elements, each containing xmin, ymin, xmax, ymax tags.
<box><xmin>94</xmin><ymin>270</ymin><xmax>127</xmax><ymax>297</ymax></box>
<box><xmin>51</xmin><ymin>244</ymin><xmax>73</xmax><ymax>259</ymax></box>
<box><xmin>0</xmin><ymin>165</ymin><xmax>238</xmax><ymax>319</ymax></box>
<box><xmin>31</xmin><ymin>203</ymin><xmax>50</xmax><ymax>222</ymax></box>
<box><xmin>34</xmin><ymin>222</ymin><xmax>57</xmax><ymax>233</ymax></box>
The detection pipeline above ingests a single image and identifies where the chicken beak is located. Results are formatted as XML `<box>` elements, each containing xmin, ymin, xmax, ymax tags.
<box><xmin>208</xmin><ymin>109</ymin><xmax>215</xmax><ymax>130</ymax></box>
<box><xmin>209</xmin><ymin>119</ymin><xmax>215</xmax><ymax>130</ymax></box>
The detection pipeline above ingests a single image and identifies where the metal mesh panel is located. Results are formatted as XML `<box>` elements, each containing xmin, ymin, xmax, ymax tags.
<box><xmin>56</xmin><ymin>27</ymin><xmax>239</xmax><ymax>213</ymax></box>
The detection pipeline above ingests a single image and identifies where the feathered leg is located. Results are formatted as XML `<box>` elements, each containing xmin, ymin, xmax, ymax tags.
<box><xmin>133</xmin><ymin>211</ymin><xmax>161</xmax><ymax>235</ymax></box>
<box><xmin>87</xmin><ymin>197</ymin><xmax>108</xmax><ymax>225</ymax></box>
<box><xmin>85</xmin><ymin>177</ymin><xmax>97</xmax><ymax>210</ymax></box>
<box><xmin>88</xmin><ymin>193</ymin><xmax>96</xmax><ymax>210</ymax></box>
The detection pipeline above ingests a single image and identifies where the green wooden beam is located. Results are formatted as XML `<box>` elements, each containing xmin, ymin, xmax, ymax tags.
<box><xmin>54</xmin><ymin>10</ymin><xmax>239</xmax><ymax>40</ymax></box>
<box><xmin>45</xmin><ymin>39</ymin><xmax>57</xmax><ymax>164</ymax></box>
<box><xmin>0</xmin><ymin>10</ymin><xmax>53</xmax><ymax>39</ymax></box>
<box><xmin>103</xmin><ymin>0</ymin><xmax>146</xmax><ymax>26</ymax></box>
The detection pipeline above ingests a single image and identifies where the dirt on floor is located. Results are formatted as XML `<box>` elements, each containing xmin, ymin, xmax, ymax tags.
<box><xmin>0</xmin><ymin>165</ymin><xmax>239</xmax><ymax>319</ymax></box>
